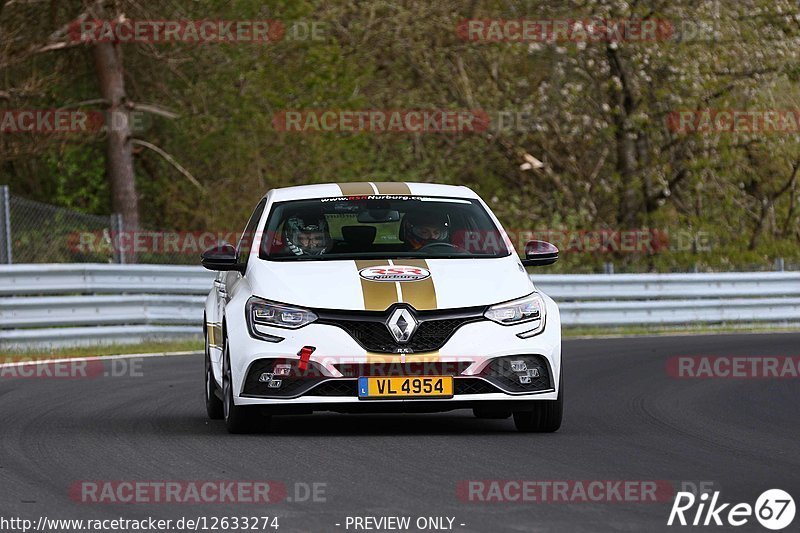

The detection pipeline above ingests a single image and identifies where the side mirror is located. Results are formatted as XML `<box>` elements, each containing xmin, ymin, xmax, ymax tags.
<box><xmin>201</xmin><ymin>242</ymin><xmax>244</xmax><ymax>272</ymax></box>
<box><xmin>521</xmin><ymin>240</ymin><xmax>558</xmax><ymax>267</ymax></box>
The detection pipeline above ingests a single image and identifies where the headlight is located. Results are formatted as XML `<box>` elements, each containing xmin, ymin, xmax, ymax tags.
<box><xmin>484</xmin><ymin>293</ymin><xmax>546</xmax><ymax>335</ymax></box>
<box><xmin>246</xmin><ymin>297</ymin><xmax>318</xmax><ymax>330</ymax></box>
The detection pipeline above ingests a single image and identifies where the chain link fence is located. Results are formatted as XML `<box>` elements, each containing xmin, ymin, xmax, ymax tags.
<box><xmin>0</xmin><ymin>186</ymin><xmax>197</xmax><ymax>265</ymax></box>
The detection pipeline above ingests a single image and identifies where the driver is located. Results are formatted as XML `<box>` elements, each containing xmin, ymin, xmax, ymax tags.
<box><xmin>402</xmin><ymin>212</ymin><xmax>450</xmax><ymax>250</ymax></box>
<box><xmin>283</xmin><ymin>215</ymin><xmax>332</xmax><ymax>256</ymax></box>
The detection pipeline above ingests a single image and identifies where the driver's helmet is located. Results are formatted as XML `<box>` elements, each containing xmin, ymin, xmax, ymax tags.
<box><xmin>283</xmin><ymin>214</ymin><xmax>331</xmax><ymax>256</ymax></box>
<box><xmin>403</xmin><ymin>211</ymin><xmax>450</xmax><ymax>250</ymax></box>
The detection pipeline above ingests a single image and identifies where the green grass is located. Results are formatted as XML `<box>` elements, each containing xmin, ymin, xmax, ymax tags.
<box><xmin>2</xmin><ymin>339</ymin><xmax>203</xmax><ymax>360</ymax></box>
<box><xmin>2</xmin><ymin>325</ymin><xmax>793</xmax><ymax>361</ymax></box>
<box><xmin>562</xmin><ymin>323</ymin><xmax>800</xmax><ymax>339</ymax></box>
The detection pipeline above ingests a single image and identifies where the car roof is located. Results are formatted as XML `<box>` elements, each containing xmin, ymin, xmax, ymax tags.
<box><xmin>265</xmin><ymin>182</ymin><xmax>480</xmax><ymax>202</ymax></box>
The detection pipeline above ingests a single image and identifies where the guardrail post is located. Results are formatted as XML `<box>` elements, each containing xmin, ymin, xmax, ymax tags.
<box><xmin>0</xmin><ymin>185</ymin><xmax>12</xmax><ymax>264</ymax></box>
<box><xmin>603</xmin><ymin>262</ymin><xmax>614</xmax><ymax>274</ymax></box>
<box><xmin>111</xmin><ymin>212</ymin><xmax>125</xmax><ymax>264</ymax></box>
<box><xmin>775</xmin><ymin>258</ymin><xmax>785</xmax><ymax>272</ymax></box>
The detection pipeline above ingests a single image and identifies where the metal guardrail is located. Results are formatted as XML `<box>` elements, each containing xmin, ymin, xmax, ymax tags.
<box><xmin>0</xmin><ymin>265</ymin><xmax>798</xmax><ymax>348</ymax></box>
<box><xmin>0</xmin><ymin>265</ymin><xmax>214</xmax><ymax>349</ymax></box>
<box><xmin>0</xmin><ymin>264</ymin><xmax>212</xmax><ymax>295</ymax></box>
<box><xmin>533</xmin><ymin>272</ymin><xmax>800</xmax><ymax>300</ymax></box>
<box><xmin>533</xmin><ymin>272</ymin><xmax>800</xmax><ymax>326</ymax></box>
<box><xmin>1</xmin><ymin>295</ymin><xmax>205</xmax><ymax>328</ymax></box>
<box><xmin>0</xmin><ymin>325</ymin><xmax>200</xmax><ymax>347</ymax></box>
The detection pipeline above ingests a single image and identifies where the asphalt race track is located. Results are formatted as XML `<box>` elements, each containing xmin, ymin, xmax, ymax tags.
<box><xmin>1</xmin><ymin>333</ymin><xmax>798</xmax><ymax>532</ymax></box>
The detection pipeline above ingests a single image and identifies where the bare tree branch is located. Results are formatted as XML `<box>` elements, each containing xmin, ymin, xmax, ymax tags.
<box><xmin>130</xmin><ymin>103</ymin><xmax>179</xmax><ymax>120</ymax></box>
<box><xmin>131</xmin><ymin>138</ymin><xmax>203</xmax><ymax>190</ymax></box>
<box><xmin>0</xmin><ymin>0</ymin><xmax>105</xmax><ymax>68</ymax></box>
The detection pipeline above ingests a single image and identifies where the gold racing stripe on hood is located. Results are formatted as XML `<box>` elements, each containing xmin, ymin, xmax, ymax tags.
<box><xmin>393</xmin><ymin>259</ymin><xmax>437</xmax><ymax>310</ymax></box>
<box><xmin>375</xmin><ymin>182</ymin><xmax>411</xmax><ymax>195</ymax></box>
<box><xmin>338</xmin><ymin>182</ymin><xmax>376</xmax><ymax>195</ymax></box>
<box><xmin>355</xmin><ymin>260</ymin><xmax>397</xmax><ymax>311</ymax></box>
<box><xmin>355</xmin><ymin>259</ymin><xmax>437</xmax><ymax>311</ymax></box>
<box><xmin>356</xmin><ymin>258</ymin><xmax>440</xmax><ymax>363</ymax></box>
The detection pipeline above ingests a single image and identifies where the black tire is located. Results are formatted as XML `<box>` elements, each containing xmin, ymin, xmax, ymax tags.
<box><xmin>222</xmin><ymin>341</ymin><xmax>268</xmax><ymax>434</ymax></box>
<box><xmin>513</xmin><ymin>372</ymin><xmax>563</xmax><ymax>433</ymax></box>
<box><xmin>473</xmin><ymin>408</ymin><xmax>511</xmax><ymax>419</ymax></box>
<box><xmin>204</xmin><ymin>334</ymin><xmax>224</xmax><ymax>420</ymax></box>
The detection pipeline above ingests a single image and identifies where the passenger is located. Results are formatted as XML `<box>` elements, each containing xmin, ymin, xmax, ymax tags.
<box><xmin>283</xmin><ymin>215</ymin><xmax>332</xmax><ymax>256</ymax></box>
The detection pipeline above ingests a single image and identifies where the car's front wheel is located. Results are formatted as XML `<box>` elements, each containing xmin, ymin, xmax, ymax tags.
<box><xmin>513</xmin><ymin>371</ymin><xmax>563</xmax><ymax>433</ymax></box>
<box><xmin>222</xmin><ymin>340</ymin><xmax>268</xmax><ymax>434</ymax></box>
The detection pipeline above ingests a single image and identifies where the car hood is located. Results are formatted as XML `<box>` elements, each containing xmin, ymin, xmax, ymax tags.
<box><xmin>246</xmin><ymin>256</ymin><xmax>534</xmax><ymax>311</ymax></box>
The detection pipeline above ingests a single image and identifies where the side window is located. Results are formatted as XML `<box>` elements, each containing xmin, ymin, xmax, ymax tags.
<box><xmin>237</xmin><ymin>199</ymin><xmax>267</xmax><ymax>267</ymax></box>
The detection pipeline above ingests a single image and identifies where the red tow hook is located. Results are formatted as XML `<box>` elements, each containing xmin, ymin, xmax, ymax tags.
<box><xmin>297</xmin><ymin>346</ymin><xmax>316</xmax><ymax>372</ymax></box>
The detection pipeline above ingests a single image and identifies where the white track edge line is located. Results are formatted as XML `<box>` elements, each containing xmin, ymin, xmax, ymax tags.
<box><xmin>0</xmin><ymin>350</ymin><xmax>202</xmax><ymax>368</ymax></box>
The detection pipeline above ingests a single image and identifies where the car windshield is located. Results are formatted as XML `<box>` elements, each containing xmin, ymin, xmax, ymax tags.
<box><xmin>260</xmin><ymin>196</ymin><xmax>512</xmax><ymax>261</ymax></box>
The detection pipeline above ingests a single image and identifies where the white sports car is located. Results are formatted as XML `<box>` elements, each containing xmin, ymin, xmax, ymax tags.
<box><xmin>202</xmin><ymin>182</ymin><xmax>562</xmax><ymax>433</ymax></box>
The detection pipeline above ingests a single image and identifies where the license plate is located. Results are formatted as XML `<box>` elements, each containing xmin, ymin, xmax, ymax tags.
<box><xmin>358</xmin><ymin>376</ymin><xmax>453</xmax><ymax>399</ymax></box>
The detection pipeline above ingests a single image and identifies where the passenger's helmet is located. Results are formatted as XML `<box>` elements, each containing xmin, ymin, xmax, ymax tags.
<box><xmin>283</xmin><ymin>215</ymin><xmax>330</xmax><ymax>256</ymax></box>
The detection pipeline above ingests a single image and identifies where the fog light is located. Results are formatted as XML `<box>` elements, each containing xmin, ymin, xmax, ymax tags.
<box><xmin>486</xmin><ymin>355</ymin><xmax>551</xmax><ymax>392</ymax></box>
<box><xmin>514</xmin><ymin>364</ymin><xmax>540</xmax><ymax>384</ymax></box>
<box><xmin>273</xmin><ymin>364</ymin><xmax>292</xmax><ymax>376</ymax></box>
<box><xmin>510</xmin><ymin>360</ymin><xmax>527</xmax><ymax>372</ymax></box>
<box><xmin>259</xmin><ymin>372</ymin><xmax>284</xmax><ymax>388</ymax></box>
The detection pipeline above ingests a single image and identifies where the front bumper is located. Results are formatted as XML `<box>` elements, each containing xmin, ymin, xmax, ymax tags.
<box><xmin>236</xmin><ymin>399</ymin><xmax>554</xmax><ymax>415</ymax></box>
<box><xmin>223</xmin><ymin>295</ymin><xmax>562</xmax><ymax>408</ymax></box>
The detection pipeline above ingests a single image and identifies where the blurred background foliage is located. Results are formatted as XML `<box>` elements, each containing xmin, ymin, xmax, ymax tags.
<box><xmin>1</xmin><ymin>0</ymin><xmax>798</xmax><ymax>271</ymax></box>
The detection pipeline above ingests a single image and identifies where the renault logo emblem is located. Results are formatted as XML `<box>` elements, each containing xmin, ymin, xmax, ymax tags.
<box><xmin>386</xmin><ymin>307</ymin><xmax>418</xmax><ymax>343</ymax></box>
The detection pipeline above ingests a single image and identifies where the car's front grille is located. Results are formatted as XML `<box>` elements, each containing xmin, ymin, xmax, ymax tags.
<box><xmin>316</xmin><ymin>305</ymin><xmax>485</xmax><ymax>353</ymax></box>
<box><xmin>454</xmin><ymin>378</ymin><xmax>501</xmax><ymax>395</ymax></box>
<box><xmin>309</xmin><ymin>380</ymin><xmax>359</xmax><ymax>396</ymax></box>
